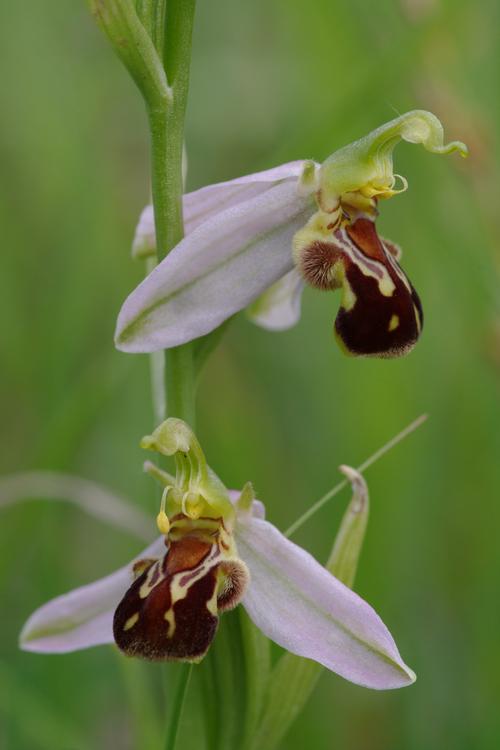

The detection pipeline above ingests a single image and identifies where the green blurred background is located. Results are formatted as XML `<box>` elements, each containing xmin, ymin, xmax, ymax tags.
<box><xmin>1</xmin><ymin>0</ymin><xmax>499</xmax><ymax>748</ymax></box>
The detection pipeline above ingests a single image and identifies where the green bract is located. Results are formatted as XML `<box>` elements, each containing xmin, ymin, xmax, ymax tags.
<box><xmin>88</xmin><ymin>0</ymin><xmax>171</xmax><ymax>109</ymax></box>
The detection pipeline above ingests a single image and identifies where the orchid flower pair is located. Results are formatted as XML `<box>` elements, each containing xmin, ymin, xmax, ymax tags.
<box><xmin>21</xmin><ymin>417</ymin><xmax>415</xmax><ymax>690</ymax></box>
<box><xmin>20</xmin><ymin>111</ymin><xmax>466</xmax><ymax>693</ymax></box>
<box><xmin>116</xmin><ymin>110</ymin><xmax>467</xmax><ymax>358</ymax></box>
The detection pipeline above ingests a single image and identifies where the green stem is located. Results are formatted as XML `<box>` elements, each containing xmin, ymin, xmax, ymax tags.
<box><xmin>147</xmin><ymin>0</ymin><xmax>197</xmax><ymax>425</ymax></box>
<box><xmin>148</xmin><ymin>104</ymin><xmax>184</xmax><ymax>260</ymax></box>
<box><xmin>145</xmin><ymin>256</ymin><xmax>167</xmax><ymax>423</ymax></box>
<box><xmin>164</xmin><ymin>663</ymin><xmax>193</xmax><ymax>750</ymax></box>
<box><xmin>164</xmin><ymin>344</ymin><xmax>196</xmax><ymax>428</ymax></box>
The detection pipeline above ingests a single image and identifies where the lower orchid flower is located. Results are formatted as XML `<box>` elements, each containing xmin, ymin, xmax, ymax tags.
<box><xmin>20</xmin><ymin>418</ymin><xmax>415</xmax><ymax>690</ymax></box>
<box><xmin>115</xmin><ymin>110</ymin><xmax>466</xmax><ymax>357</ymax></box>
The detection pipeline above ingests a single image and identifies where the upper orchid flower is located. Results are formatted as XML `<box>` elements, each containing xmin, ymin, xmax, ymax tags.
<box><xmin>20</xmin><ymin>418</ymin><xmax>415</xmax><ymax>690</ymax></box>
<box><xmin>115</xmin><ymin>110</ymin><xmax>467</xmax><ymax>357</ymax></box>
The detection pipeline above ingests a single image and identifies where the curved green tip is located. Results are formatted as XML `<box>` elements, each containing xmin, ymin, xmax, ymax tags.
<box><xmin>432</xmin><ymin>139</ymin><xmax>469</xmax><ymax>158</ymax></box>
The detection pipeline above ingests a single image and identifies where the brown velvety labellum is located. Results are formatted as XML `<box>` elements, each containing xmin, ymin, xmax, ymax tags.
<box><xmin>114</xmin><ymin>536</ymin><xmax>220</xmax><ymax>662</ymax></box>
<box><xmin>296</xmin><ymin>213</ymin><xmax>423</xmax><ymax>357</ymax></box>
<box><xmin>335</xmin><ymin>218</ymin><xmax>423</xmax><ymax>357</ymax></box>
<box><xmin>114</xmin><ymin>522</ymin><xmax>249</xmax><ymax>663</ymax></box>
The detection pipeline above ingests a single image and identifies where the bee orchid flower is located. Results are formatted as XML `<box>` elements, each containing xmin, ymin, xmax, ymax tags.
<box><xmin>115</xmin><ymin>110</ymin><xmax>467</xmax><ymax>358</ymax></box>
<box><xmin>21</xmin><ymin>419</ymin><xmax>415</xmax><ymax>690</ymax></box>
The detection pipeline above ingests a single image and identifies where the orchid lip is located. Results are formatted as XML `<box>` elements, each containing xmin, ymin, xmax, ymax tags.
<box><xmin>293</xmin><ymin>209</ymin><xmax>423</xmax><ymax>358</ymax></box>
<box><xmin>113</xmin><ymin>517</ymin><xmax>249</xmax><ymax>663</ymax></box>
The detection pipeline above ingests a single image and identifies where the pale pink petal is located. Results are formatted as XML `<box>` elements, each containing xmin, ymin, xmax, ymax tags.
<box><xmin>20</xmin><ymin>539</ymin><xmax>164</xmax><ymax>653</ymax></box>
<box><xmin>116</xmin><ymin>180</ymin><xmax>314</xmax><ymax>352</ymax></box>
<box><xmin>235</xmin><ymin>516</ymin><xmax>415</xmax><ymax>690</ymax></box>
<box><xmin>246</xmin><ymin>268</ymin><xmax>304</xmax><ymax>331</ymax></box>
<box><xmin>183</xmin><ymin>161</ymin><xmax>311</xmax><ymax>234</ymax></box>
<box><xmin>132</xmin><ymin>161</ymin><xmax>311</xmax><ymax>257</ymax></box>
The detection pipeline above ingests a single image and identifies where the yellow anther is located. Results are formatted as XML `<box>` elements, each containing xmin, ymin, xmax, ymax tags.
<box><xmin>156</xmin><ymin>510</ymin><xmax>170</xmax><ymax>535</ymax></box>
<box><xmin>156</xmin><ymin>486</ymin><xmax>171</xmax><ymax>536</ymax></box>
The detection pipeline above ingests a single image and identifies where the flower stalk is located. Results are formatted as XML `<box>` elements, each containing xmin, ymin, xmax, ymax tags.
<box><xmin>89</xmin><ymin>2</ymin><xmax>199</xmax><ymax>746</ymax></box>
<box><xmin>90</xmin><ymin>0</ymin><xmax>197</xmax><ymax>423</ymax></box>
<box><xmin>138</xmin><ymin>5</ymin><xmax>197</xmax><ymax>738</ymax></box>
<box><xmin>146</xmin><ymin>0</ymin><xmax>197</xmax><ymax>424</ymax></box>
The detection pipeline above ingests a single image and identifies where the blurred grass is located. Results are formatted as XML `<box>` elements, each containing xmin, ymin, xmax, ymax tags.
<box><xmin>1</xmin><ymin>0</ymin><xmax>500</xmax><ymax>748</ymax></box>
